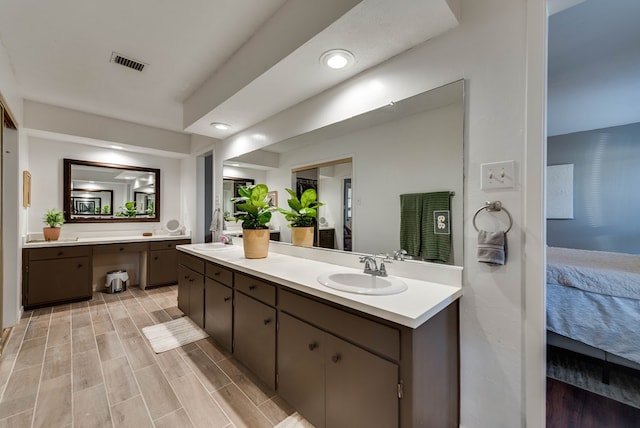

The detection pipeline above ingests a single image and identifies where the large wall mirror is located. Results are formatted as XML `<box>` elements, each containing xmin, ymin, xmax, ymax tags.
<box><xmin>63</xmin><ymin>159</ymin><xmax>161</xmax><ymax>223</ymax></box>
<box><xmin>223</xmin><ymin>79</ymin><xmax>464</xmax><ymax>266</ymax></box>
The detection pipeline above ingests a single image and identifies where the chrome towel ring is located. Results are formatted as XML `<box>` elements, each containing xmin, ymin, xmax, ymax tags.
<box><xmin>472</xmin><ymin>201</ymin><xmax>513</xmax><ymax>233</ymax></box>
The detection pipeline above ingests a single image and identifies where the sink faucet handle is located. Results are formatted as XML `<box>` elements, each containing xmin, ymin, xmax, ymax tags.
<box><xmin>393</xmin><ymin>249</ymin><xmax>408</xmax><ymax>261</ymax></box>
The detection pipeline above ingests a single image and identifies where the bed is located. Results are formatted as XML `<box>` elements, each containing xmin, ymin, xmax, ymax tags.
<box><xmin>546</xmin><ymin>246</ymin><xmax>640</xmax><ymax>371</ymax></box>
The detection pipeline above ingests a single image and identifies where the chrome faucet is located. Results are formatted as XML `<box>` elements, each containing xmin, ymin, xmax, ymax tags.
<box><xmin>393</xmin><ymin>249</ymin><xmax>408</xmax><ymax>261</ymax></box>
<box><xmin>359</xmin><ymin>255</ymin><xmax>388</xmax><ymax>277</ymax></box>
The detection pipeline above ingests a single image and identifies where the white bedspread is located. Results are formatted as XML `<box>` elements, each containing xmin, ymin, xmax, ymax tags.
<box><xmin>547</xmin><ymin>247</ymin><xmax>640</xmax><ymax>300</ymax></box>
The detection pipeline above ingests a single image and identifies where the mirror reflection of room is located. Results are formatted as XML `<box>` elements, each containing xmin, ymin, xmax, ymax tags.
<box><xmin>65</xmin><ymin>159</ymin><xmax>159</xmax><ymax>222</ymax></box>
<box><xmin>223</xmin><ymin>80</ymin><xmax>463</xmax><ymax>265</ymax></box>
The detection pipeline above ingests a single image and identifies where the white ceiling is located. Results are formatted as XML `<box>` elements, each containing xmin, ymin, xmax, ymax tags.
<box><xmin>0</xmin><ymin>0</ymin><xmax>460</xmax><ymax>140</ymax></box>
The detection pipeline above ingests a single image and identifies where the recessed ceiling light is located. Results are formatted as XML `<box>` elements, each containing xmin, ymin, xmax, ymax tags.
<box><xmin>210</xmin><ymin>122</ymin><xmax>231</xmax><ymax>131</ymax></box>
<box><xmin>320</xmin><ymin>49</ymin><xmax>354</xmax><ymax>70</ymax></box>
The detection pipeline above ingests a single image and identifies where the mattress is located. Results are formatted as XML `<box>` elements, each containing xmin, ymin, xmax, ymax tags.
<box><xmin>547</xmin><ymin>246</ymin><xmax>640</xmax><ymax>300</ymax></box>
<box><xmin>547</xmin><ymin>281</ymin><xmax>640</xmax><ymax>365</ymax></box>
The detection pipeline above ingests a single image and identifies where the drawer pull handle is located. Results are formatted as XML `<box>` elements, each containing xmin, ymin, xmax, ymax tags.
<box><xmin>249</xmin><ymin>285</ymin><xmax>256</xmax><ymax>291</ymax></box>
<box><xmin>263</xmin><ymin>318</ymin><xmax>271</xmax><ymax>326</ymax></box>
<box><xmin>331</xmin><ymin>354</ymin><xmax>341</xmax><ymax>363</ymax></box>
<box><xmin>308</xmin><ymin>342</ymin><xmax>318</xmax><ymax>351</ymax></box>
<box><xmin>223</xmin><ymin>297</ymin><xmax>231</xmax><ymax>302</ymax></box>
<box><xmin>57</xmin><ymin>252</ymin><xmax>64</xmax><ymax>256</ymax></box>
<box><xmin>77</xmin><ymin>264</ymin><xmax>83</xmax><ymax>268</ymax></box>
<box><xmin>119</xmin><ymin>247</ymin><xmax>124</xmax><ymax>251</ymax></box>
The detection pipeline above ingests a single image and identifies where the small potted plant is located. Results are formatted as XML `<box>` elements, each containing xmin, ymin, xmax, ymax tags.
<box><xmin>43</xmin><ymin>208</ymin><xmax>65</xmax><ymax>241</ymax></box>
<box><xmin>229</xmin><ymin>184</ymin><xmax>275</xmax><ymax>258</ymax></box>
<box><xmin>277</xmin><ymin>188</ymin><xmax>324</xmax><ymax>247</ymax></box>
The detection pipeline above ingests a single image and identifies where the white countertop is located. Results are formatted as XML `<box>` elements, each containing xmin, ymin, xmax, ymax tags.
<box><xmin>178</xmin><ymin>244</ymin><xmax>462</xmax><ymax>329</ymax></box>
<box><xmin>23</xmin><ymin>233</ymin><xmax>191</xmax><ymax>248</ymax></box>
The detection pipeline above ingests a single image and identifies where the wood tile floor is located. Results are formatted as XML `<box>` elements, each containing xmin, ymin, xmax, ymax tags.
<box><xmin>0</xmin><ymin>285</ymin><xmax>313</xmax><ymax>428</ymax></box>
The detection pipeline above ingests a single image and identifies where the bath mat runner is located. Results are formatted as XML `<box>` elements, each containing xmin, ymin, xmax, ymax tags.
<box><xmin>142</xmin><ymin>317</ymin><xmax>208</xmax><ymax>353</ymax></box>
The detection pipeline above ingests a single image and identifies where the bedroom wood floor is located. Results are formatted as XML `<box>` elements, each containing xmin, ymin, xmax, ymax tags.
<box><xmin>547</xmin><ymin>378</ymin><xmax>640</xmax><ymax>428</ymax></box>
<box><xmin>0</xmin><ymin>285</ymin><xmax>313</xmax><ymax>428</ymax></box>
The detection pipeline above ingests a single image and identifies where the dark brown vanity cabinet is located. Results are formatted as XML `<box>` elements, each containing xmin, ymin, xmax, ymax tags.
<box><xmin>177</xmin><ymin>251</ymin><xmax>459</xmax><ymax>428</ymax></box>
<box><xmin>22</xmin><ymin>246</ymin><xmax>92</xmax><ymax>308</ymax></box>
<box><xmin>148</xmin><ymin>239</ymin><xmax>190</xmax><ymax>287</ymax></box>
<box><xmin>278</xmin><ymin>300</ymin><xmax>399</xmax><ymax>428</ymax></box>
<box><xmin>177</xmin><ymin>253</ymin><xmax>205</xmax><ymax>328</ymax></box>
<box><xmin>204</xmin><ymin>262</ymin><xmax>234</xmax><ymax>351</ymax></box>
<box><xmin>233</xmin><ymin>273</ymin><xmax>277</xmax><ymax>389</ymax></box>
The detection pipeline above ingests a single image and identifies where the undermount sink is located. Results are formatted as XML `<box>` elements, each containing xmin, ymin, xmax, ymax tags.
<box><xmin>193</xmin><ymin>243</ymin><xmax>233</xmax><ymax>251</ymax></box>
<box><xmin>317</xmin><ymin>272</ymin><xmax>408</xmax><ymax>295</ymax></box>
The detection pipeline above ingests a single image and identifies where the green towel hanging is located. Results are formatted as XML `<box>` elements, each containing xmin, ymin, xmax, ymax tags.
<box><xmin>399</xmin><ymin>194</ymin><xmax>423</xmax><ymax>258</ymax></box>
<box><xmin>420</xmin><ymin>191</ymin><xmax>452</xmax><ymax>263</ymax></box>
<box><xmin>400</xmin><ymin>191</ymin><xmax>452</xmax><ymax>263</ymax></box>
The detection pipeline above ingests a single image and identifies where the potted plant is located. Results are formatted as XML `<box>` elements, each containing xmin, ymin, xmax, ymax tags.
<box><xmin>116</xmin><ymin>201</ymin><xmax>138</xmax><ymax>217</ymax></box>
<box><xmin>229</xmin><ymin>184</ymin><xmax>275</xmax><ymax>258</ymax></box>
<box><xmin>43</xmin><ymin>208</ymin><xmax>65</xmax><ymax>241</ymax></box>
<box><xmin>277</xmin><ymin>188</ymin><xmax>324</xmax><ymax>247</ymax></box>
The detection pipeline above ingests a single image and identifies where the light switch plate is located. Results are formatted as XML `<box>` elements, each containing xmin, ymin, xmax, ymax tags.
<box><xmin>481</xmin><ymin>160</ymin><xmax>515</xmax><ymax>190</ymax></box>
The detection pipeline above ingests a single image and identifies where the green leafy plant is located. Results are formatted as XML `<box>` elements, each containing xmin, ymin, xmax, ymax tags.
<box><xmin>116</xmin><ymin>201</ymin><xmax>138</xmax><ymax>218</ymax></box>
<box><xmin>277</xmin><ymin>188</ymin><xmax>324</xmax><ymax>227</ymax></box>
<box><xmin>43</xmin><ymin>208</ymin><xmax>65</xmax><ymax>228</ymax></box>
<box><xmin>102</xmin><ymin>205</ymin><xmax>110</xmax><ymax>214</ymax></box>
<box><xmin>146</xmin><ymin>201</ymin><xmax>155</xmax><ymax>216</ymax></box>
<box><xmin>229</xmin><ymin>184</ymin><xmax>274</xmax><ymax>229</ymax></box>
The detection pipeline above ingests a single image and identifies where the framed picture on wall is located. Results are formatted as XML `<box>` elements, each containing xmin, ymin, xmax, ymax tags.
<box><xmin>267</xmin><ymin>191</ymin><xmax>278</xmax><ymax>207</ymax></box>
<box><xmin>23</xmin><ymin>170</ymin><xmax>31</xmax><ymax>207</ymax></box>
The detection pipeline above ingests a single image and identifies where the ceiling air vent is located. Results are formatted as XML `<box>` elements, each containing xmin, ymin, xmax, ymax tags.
<box><xmin>110</xmin><ymin>52</ymin><xmax>147</xmax><ymax>72</ymax></box>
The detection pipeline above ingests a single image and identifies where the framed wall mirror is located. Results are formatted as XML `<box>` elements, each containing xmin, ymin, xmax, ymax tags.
<box><xmin>63</xmin><ymin>159</ymin><xmax>161</xmax><ymax>223</ymax></box>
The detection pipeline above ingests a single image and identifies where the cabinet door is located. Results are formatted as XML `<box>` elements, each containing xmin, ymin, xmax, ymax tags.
<box><xmin>177</xmin><ymin>265</ymin><xmax>191</xmax><ymax>315</ymax></box>
<box><xmin>234</xmin><ymin>291</ymin><xmax>276</xmax><ymax>389</ymax></box>
<box><xmin>26</xmin><ymin>257</ymin><xmax>91</xmax><ymax>306</ymax></box>
<box><xmin>189</xmin><ymin>272</ymin><xmax>205</xmax><ymax>328</ymax></box>
<box><xmin>148</xmin><ymin>248</ymin><xmax>178</xmax><ymax>286</ymax></box>
<box><xmin>278</xmin><ymin>313</ymin><xmax>326</xmax><ymax>428</ymax></box>
<box><xmin>204</xmin><ymin>278</ymin><xmax>233</xmax><ymax>351</ymax></box>
<box><xmin>325</xmin><ymin>334</ymin><xmax>399</xmax><ymax>428</ymax></box>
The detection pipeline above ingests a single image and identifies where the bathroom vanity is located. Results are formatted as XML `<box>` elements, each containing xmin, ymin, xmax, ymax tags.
<box><xmin>178</xmin><ymin>243</ymin><xmax>462</xmax><ymax>428</ymax></box>
<box><xmin>22</xmin><ymin>234</ymin><xmax>190</xmax><ymax>309</ymax></box>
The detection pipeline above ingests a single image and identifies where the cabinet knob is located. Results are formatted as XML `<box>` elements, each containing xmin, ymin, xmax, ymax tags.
<box><xmin>249</xmin><ymin>285</ymin><xmax>256</xmax><ymax>291</ymax></box>
<box><xmin>119</xmin><ymin>247</ymin><xmax>124</xmax><ymax>251</ymax></box>
<box><xmin>77</xmin><ymin>264</ymin><xmax>83</xmax><ymax>268</ymax></box>
<box><xmin>308</xmin><ymin>342</ymin><xmax>318</xmax><ymax>351</ymax></box>
<box><xmin>214</xmin><ymin>272</ymin><xmax>220</xmax><ymax>276</ymax></box>
<box><xmin>57</xmin><ymin>251</ymin><xmax>64</xmax><ymax>256</ymax></box>
<box><xmin>189</xmin><ymin>278</ymin><xmax>194</xmax><ymax>283</ymax></box>
<box><xmin>154</xmin><ymin>256</ymin><xmax>159</xmax><ymax>260</ymax></box>
<box><xmin>183</xmin><ymin>275</ymin><xmax>189</xmax><ymax>279</ymax></box>
<box><xmin>223</xmin><ymin>296</ymin><xmax>231</xmax><ymax>302</ymax></box>
<box><xmin>263</xmin><ymin>318</ymin><xmax>272</xmax><ymax>326</ymax></box>
<box><xmin>331</xmin><ymin>354</ymin><xmax>341</xmax><ymax>363</ymax></box>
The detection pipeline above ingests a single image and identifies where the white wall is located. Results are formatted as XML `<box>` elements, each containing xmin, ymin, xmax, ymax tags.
<box><xmin>26</xmin><ymin>137</ymin><xmax>183</xmax><ymax>235</ymax></box>
<box><xmin>212</xmin><ymin>1</ymin><xmax>547</xmax><ymax>425</ymax></box>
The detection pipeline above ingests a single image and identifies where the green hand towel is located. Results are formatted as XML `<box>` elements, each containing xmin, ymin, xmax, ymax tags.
<box><xmin>400</xmin><ymin>193</ymin><xmax>423</xmax><ymax>257</ymax></box>
<box><xmin>421</xmin><ymin>191</ymin><xmax>452</xmax><ymax>263</ymax></box>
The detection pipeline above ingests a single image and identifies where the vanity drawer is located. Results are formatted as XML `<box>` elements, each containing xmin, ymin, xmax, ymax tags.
<box><xmin>150</xmin><ymin>239</ymin><xmax>190</xmax><ymax>251</ymax></box>
<box><xmin>93</xmin><ymin>242</ymin><xmax>149</xmax><ymax>255</ymax></box>
<box><xmin>280</xmin><ymin>289</ymin><xmax>400</xmax><ymax>361</ymax></box>
<box><xmin>205</xmin><ymin>262</ymin><xmax>233</xmax><ymax>287</ymax></box>
<box><xmin>179</xmin><ymin>252</ymin><xmax>205</xmax><ymax>274</ymax></box>
<box><xmin>235</xmin><ymin>273</ymin><xmax>276</xmax><ymax>306</ymax></box>
<box><xmin>27</xmin><ymin>246</ymin><xmax>92</xmax><ymax>261</ymax></box>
